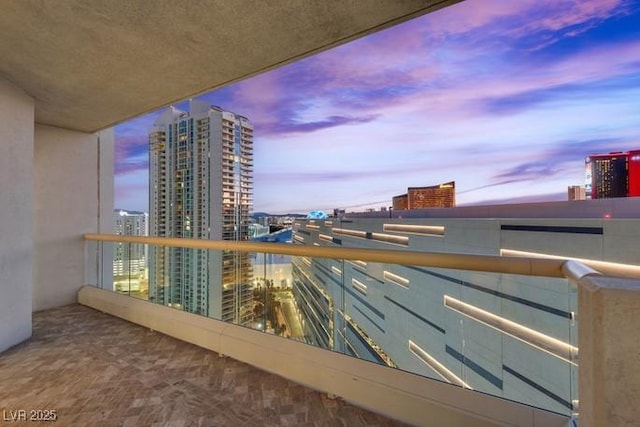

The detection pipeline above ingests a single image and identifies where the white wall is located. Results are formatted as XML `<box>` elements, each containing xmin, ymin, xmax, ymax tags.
<box><xmin>294</xmin><ymin>215</ymin><xmax>640</xmax><ymax>415</ymax></box>
<box><xmin>0</xmin><ymin>78</ymin><xmax>34</xmax><ymax>353</ymax></box>
<box><xmin>33</xmin><ymin>125</ymin><xmax>113</xmax><ymax>311</ymax></box>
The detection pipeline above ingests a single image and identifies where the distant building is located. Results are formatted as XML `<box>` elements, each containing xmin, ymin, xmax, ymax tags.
<box><xmin>332</xmin><ymin>208</ymin><xmax>346</xmax><ymax>219</ymax></box>
<box><xmin>149</xmin><ymin>100</ymin><xmax>253</xmax><ymax>322</ymax></box>
<box><xmin>392</xmin><ymin>182</ymin><xmax>456</xmax><ymax>210</ymax></box>
<box><xmin>392</xmin><ymin>194</ymin><xmax>408</xmax><ymax>210</ymax></box>
<box><xmin>291</xmin><ymin>198</ymin><xmax>640</xmax><ymax>416</ymax></box>
<box><xmin>113</xmin><ymin>209</ymin><xmax>148</xmax><ymax>279</ymax></box>
<box><xmin>249</xmin><ymin>223</ymin><xmax>270</xmax><ymax>239</ymax></box>
<box><xmin>586</xmin><ymin>150</ymin><xmax>640</xmax><ymax>199</ymax></box>
<box><xmin>567</xmin><ymin>186</ymin><xmax>586</xmax><ymax>201</ymax></box>
<box><xmin>307</xmin><ymin>210</ymin><xmax>328</xmax><ymax>219</ymax></box>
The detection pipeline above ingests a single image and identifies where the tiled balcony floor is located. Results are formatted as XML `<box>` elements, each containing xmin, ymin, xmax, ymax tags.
<box><xmin>0</xmin><ymin>304</ymin><xmax>406</xmax><ymax>427</ymax></box>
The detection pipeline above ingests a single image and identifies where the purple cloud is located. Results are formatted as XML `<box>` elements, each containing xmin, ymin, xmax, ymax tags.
<box><xmin>266</xmin><ymin>114</ymin><xmax>379</xmax><ymax>135</ymax></box>
<box><xmin>255</xmin><ymin>169</ymin><xmax>386</xmax><ymax>185</ymax></box>
<box><xmin>114</xmin><ymin>135</ymin><xmax>148</xmax><ymax>175</ymax></box>
<box><xmin>487</xmin><ymin>137</ymin><xmax>633</xmax><ymax>185</ymax></box>
<box><xmin>494</xmin><ymin>163</ymin><xmax>557</xmax><ymax>181</ymax></box>
<box><xmin>112</xmin><ymin>0</ymin><xmax>640</xmax><ymax>214</ymax></box>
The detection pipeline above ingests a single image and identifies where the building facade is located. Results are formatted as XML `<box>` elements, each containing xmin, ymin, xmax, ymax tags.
<box><xmin>392</xmin><ymin>182</ymin><xmax>456</xmax><ymax>210</ymax></box>
<box><xmin>586</xmin><ymin>150</ymin><xmax>640</xmax><ymax>199</ymax></box>
<box><xmin>391</xmin><ymin>194</ymin><xmax>408</xmax><ymax>210</ymax></box>
<box><xmin>291</xmin><ymin>199</ymin><xmax>640</xmax><ymax>416</ymax></box>
<box><xmin>113</xmin><ymin>209</ymin><xmax>149</xmax><ymax>285</ymax></box>
<box><xmin>149</xmin><ymin>101</ymin><xmax>253</xmax><ymax>323</ymax></box>
<box><xmin>567</xmin><ymin>186</ymin><xmax>586</xmax><ymax>201</ymax></box>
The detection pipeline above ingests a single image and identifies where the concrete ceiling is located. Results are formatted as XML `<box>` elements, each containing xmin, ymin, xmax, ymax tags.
<box><xmin>0</xmin><ymin>0</ymin><xmax>460</xmax><ymax>133</ymax></box>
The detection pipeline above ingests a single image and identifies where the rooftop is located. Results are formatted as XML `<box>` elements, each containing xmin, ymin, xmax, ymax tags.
<box><xmin>0</xmin><ymin>304</ymin><xmax>404</xmax><ymax>426</ymax></box>
<box><xmin>348</xmin><ymin>197</ymin><xmax>640</xmax><ymax>219</ymax></box>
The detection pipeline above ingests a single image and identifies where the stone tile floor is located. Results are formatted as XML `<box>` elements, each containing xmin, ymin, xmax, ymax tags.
<box><xmin>0</xmin><ymin>304</ymin><xmax>407</xmax><ymax>426</ymax></box>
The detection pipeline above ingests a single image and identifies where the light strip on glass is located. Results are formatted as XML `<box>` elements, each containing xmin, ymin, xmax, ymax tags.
<box><xmin>371</xmin><ymin>232</ymin><xmax>409</xmax><ymax>246</ymax></box>
<box><xmin>352</xmin><ymin>278</ymin><xmax>367</xmax><ymax>295</ymax></box>
<box><xmin>293</xmin><ymin>235</ymin><xmax>305</xmax><ymax>243</ymax></box>
<box><xmin>383</xmin><ymin>224</ymin><xmax>445</xmax><ymax>236</ymax></box>
<box><xmin>333</xmin><ymin>228</ymin><xmax>366</xmax><ymax>238</ymax></box>
<box><xmin>408</xmin><ymin>340</ymin><xmax>471</xmax><ymax>389</ymax></box>
<box><xmin>313</xmin><ymin>243</ymin><xmax>320</xmax><ymax>246</ymax></box>
<box><xmin>444</xmin><ymin>295</ymin><xmax>578</xmax><ymax>365</ymax></box>
<box><xmin>384</xmin><ymin>271</ymin><xmax>410</xmax><ymax>289</ymax></box>
<box><xmin>347</xmin><ymin>260</ymin><xmax>367</xmax><ymax>268</ymax></box>
<box><xmin>306</xmin><ymin>224</ymin><xmax>320</xmax><ymax>230</ymax></box>
<box><xmin>319</xmin><ymin>233</ymin><xmax>333</xmax><ymax>242</ymax></box>
<box><xmin>332</xmin><ymin>266</ymin><xmax>342</xmax><ymax>275</ymax></box>
<box><xmin>302</xmin><ymin>257</ymin><xmax>311</xmax><ymax>266</ymax></box>
<box><xmin>324</xmin><ymin>221</ymin><xmax>333</xmax><ymax>226</ymax></box>
<box><xmin>332</xmin><ymin>228</ymin><xmax>409</xmax><ymax>246</ymax></box>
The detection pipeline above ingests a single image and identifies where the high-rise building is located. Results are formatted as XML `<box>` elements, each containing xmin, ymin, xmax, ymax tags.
<box><xmin>391</xmin><ymin>194</ymin><xmax>408</xmax><ymax>210</ymax></box>
<box><xmin>631</xmin><ymin>151</ymin><xmax>640</xmax><ymax>196</ymax></box>
<box><xmin>290</xmin><ymin>199</ymin><xmax>640</xmax><ymax>415</ymax></box>
<box><xmin>149</xmin><ymin>100</ymin><xmax>253</xmax><ymax>323</ymax></box>
<box><xmin>567</xmin><ymin>186</ymin><xmax>586</xmax><ymax>201</ymax></box>
<box><xmin>392</xmin><ymin>181</ymin><xmax>456</xmax><ymax>210</ymax></box>
<box><xmin>586</xmin><ymin>150</ymin><xmax>640</xmax><ymax>199</ymax></box>
<box><xmin>113</xmin><ymin>209</ymin><xmax>149</xmax><ymax>287</ymax></box>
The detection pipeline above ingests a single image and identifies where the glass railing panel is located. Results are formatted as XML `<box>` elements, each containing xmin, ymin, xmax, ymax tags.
<box><xmin>286</xmin><ymin>256</ymin><xmax>577</xmax><ymax>416</ymax></box>
<box><xmin>87</xmin><ymin>238</ymin><xmax>576</xmax><ymax>417</ymax></box>
<box><xmin>98</xmin><ymin>242</ymin><xmax>300</xmax><ymax>332</ymax></box>
<box><xmin>569</xmin><ymin>282</ymin><xmax>578</xmax><ymax>418</ymax></box>
<box><xmin>328</xmin><ymin>257</ymin><xmax>393</xmax><ymax>366</ymax></box>
<box><xmin>147</xmin><ymin>246</ymin><xmax>254</xmax><ymax>320</ymax></box>
<box><xmin>112</xmin><ymin>242</ymin><xmax>148</xmax><ymax>300</ymax></box>
<box><xmin>286</xmin><ymin>253</ymin><xmax>577</xmax><ymax>415</ymax></box>
<box><xmin>250</xmin><ymin>252</ymin><xmax>298</xmax><ymax>337</ymax></box>
<box><xmin>84</xmin><ymin>239</ymin><xmax>101</xmax><ymax>288</ymax></box>
<box><xmin>461</xmin><ymin>270</ymin><xmax>575</xmax><ymax>415</ymax></box>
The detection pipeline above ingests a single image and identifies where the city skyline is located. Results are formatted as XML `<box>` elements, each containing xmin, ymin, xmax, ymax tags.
<box><xmin>115</xmin><ymin>0</ymin><xmax>640</xmax><ymax>215</ymax></box>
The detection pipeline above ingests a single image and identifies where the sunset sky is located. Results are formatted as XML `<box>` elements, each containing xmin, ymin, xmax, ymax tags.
<box><xmin>114</xmin><ymin>0</ymin><xmax>640</xmax><ymax>214</ymax></box>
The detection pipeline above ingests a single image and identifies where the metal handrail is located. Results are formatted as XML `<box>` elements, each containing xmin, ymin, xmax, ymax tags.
<box><xmin>503</xmin><ymin>249</ymin><xmax>640</xmax><ymax>280</ymax></box>
<box><xmin>86</xmin><ymin>233</ymin><xmax>571</xmax><ymax>278</ymax></box>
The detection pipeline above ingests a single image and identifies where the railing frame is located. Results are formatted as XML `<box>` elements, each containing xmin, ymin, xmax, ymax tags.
<box><xmin>85</xmin><ymin>233</ymin><xmax>640</xmax><ymax>427</ymax></box>
<box><xmin>86</xmin><ymin>233</ymin><xmax>568</xmax><ymax>278</ymax></box>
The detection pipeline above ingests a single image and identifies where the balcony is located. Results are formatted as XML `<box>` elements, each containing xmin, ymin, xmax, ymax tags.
<box><xmin>2</xmin><ymin>2</ymin><xmax>640</xmax><ymax>427</ymax></box>
<box><xmin>75</xmin><ymin>226</ymin><xmax>640</xmax><ymax>426</ymax></box>
<box><xmin>0</xmin><ymin>304</ymin><xmax>400</xmax><ymax>426</ymax></box>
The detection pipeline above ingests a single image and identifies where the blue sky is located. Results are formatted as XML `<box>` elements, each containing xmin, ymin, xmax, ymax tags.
<box><xmin>115</xmin><ymin>0</ymin><xmax>640</xmax><ymax>214</ymax></box>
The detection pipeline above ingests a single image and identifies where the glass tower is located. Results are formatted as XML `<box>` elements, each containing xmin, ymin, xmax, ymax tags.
<box><xmin>149</xmin><ymin>101</ymin><xmax>253</xmax><ymax>323</ymax></box>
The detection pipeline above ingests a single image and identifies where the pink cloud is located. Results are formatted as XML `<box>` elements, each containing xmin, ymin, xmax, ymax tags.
<box><xmin>114</xmin><ymin>177</ymin><xmax>148</xmax><ymax>212</ymax></box>
<box><xmin>426</xmin><ymin>0</ymin><xmax>625</xmax><ymax>37</ymax></box>
<box><xmin>424</xmin><ymin>0</ymin><xmax>538</xmax><ymax>36</ymax></box>
<box><xmin>264</xmin><ymin>0</ymin><xmax>631</xmax><ymax>121</ymax></box>
<box><xmin>114</xmin><ymin>134</ymin><xmax>148</xmax><ymax>174</ymax></box>
<box><xmin>532</xmin><ymin>0</ymin><xmax>623</xmax><ymax>32</ymax></box>
<box><xmin>374</xmin><ymin>37</ymin><xmax>640</xmax><ymax>121</ymax></box>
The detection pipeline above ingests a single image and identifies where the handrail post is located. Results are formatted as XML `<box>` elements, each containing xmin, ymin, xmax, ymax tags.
<box><xmin>562</xmin><ymin>259</ymin><xmax>601</xmax><ymax>283</ymax></box>
<box><xmin>576</xmin><ymin>274</ymin><xmax>640</xmax><ymax>427</ymax></box>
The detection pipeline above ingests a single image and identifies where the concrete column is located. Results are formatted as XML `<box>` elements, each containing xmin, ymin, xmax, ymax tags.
<box><xmin>578</xmin><ymin>275</ymin><xmax>640</xmax><ymax>427</ymax></box>
<box><xmin>33</xmin><ymin>125</ymin><xmax>113</xmax><ymax>311</ymax></box>
<box><xmin>0</xmin><ymin>78</ymin><xmax>34</xmax><ymax>353</ymax></box>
